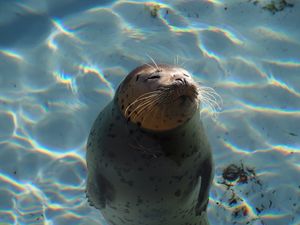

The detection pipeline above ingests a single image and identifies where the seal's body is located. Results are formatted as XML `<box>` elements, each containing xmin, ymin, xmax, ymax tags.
<box><xmin>86</xmin><ymin>64</ymin><xmax>214</xmax><ymax>225</ymax></box>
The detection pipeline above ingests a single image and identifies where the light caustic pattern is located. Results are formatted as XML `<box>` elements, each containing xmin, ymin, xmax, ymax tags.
<box><xmin>0</xmin><ymin>0</ymin><xmax>299</xmax><ymax>224</ymax></box>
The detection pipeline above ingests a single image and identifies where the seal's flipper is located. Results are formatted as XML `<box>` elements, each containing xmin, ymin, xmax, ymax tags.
<box><xmin>195</xmin><ymin>158</ymin><xmax>213</xmax><ymax>215</ymax></box>
<box><xmin>86</xmin><ymin>173</ymin><xmax>114</xmax><ymax>209</ymax></box>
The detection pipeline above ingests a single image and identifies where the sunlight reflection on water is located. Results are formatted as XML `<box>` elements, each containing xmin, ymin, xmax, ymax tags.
<box><xmin>0</xmin><ymin>0</ymin><xmax>299</xmax><ymax>224</ymax></box>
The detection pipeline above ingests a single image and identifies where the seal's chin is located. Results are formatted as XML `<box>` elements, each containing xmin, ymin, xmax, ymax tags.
<box><xmin>177</xmin><ymin>95</ymin><xmax>195</xmax><ymax>106</ymax></box>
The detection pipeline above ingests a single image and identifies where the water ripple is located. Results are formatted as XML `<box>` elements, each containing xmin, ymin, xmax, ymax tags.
<box><xmin>0</xmin><ymin>0</ymin><xmax>299</xmax><ymax>224</ymax></box>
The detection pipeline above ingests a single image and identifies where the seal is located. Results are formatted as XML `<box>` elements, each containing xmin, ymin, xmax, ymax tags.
<box><xmin>86</xmin><ymin>64</ymin><xmax>215</xmax><ymax>225</ymax></box>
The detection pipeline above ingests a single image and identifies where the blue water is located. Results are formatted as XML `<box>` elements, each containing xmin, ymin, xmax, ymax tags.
<box><xmin>0</xmin><ymin>0</ymin><xmax>299</xmax><ymax>224</ymax></box>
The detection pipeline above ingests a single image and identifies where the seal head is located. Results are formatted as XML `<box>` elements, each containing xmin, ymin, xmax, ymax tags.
<box><xmin>117</xmin><ymin>64</ymin><xmax>199</xmax><ymax>131</ymax></box>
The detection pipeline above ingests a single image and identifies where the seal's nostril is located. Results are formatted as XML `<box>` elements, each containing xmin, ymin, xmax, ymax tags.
<box><xmin>175</xmin><ymin>78</ymin><xmax>186</xmax><ymax>84</ymax></box>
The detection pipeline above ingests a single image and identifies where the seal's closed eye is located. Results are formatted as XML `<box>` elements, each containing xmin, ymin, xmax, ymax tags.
<box><xmin>147</xmin><ymin>75</ymin><xmax>161</xmax><ymax>80</ymax></box>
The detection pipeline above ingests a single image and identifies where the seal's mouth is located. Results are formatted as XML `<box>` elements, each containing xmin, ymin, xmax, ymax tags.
<box><xmin>178</xmin><ymin>95</ymin><xmax>194</xmax><ymax>104</ymax></box>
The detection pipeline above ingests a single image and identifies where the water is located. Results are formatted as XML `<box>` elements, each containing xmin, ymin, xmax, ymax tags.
<box><xmin>0</xmin><ymin>0</ymin><xmax>299</xmax><ymax>224</ymax></box>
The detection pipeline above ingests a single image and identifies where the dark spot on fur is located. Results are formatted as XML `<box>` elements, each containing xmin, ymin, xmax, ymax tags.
<box><xmin>107</xmin><ymin>134</ymin><xmax>116</xmax><ymax>138</ymax></box>
<box><xmin>172</xmin><ymin>175</ymin><xmax>183</xmax><ymax>181</ymax></box>
<box><xmin>108</xmin><ymin>152</ymin><xmax>115</xmax><ymax>158</ymax></box>
<box><xmin>136</xmin><ymin>75</ymin><xmax>140</xmax><ymax>81</ymax></box>
<box><xmin>136</xmin><ymin>196</ymin><xmax>143</xmax><ymax>206</ymax></box>
<box><xmin>159</xmin><ymin>136</ymin><xmax>171</xmax><ymax>142</ymax></box>
<box><xmin>121</xmin><ymin>105</ymin><xmax>124</xmax><ymax>109</ymax></box>
<box><xmin>165</xmin><ymin>152</ymin><xmax>171</xmax><ymax>157</ymax></box>
<box><xmin>174</xmin><ymin>189</ymin><xmax>181</xmax><ymax>197</ymax></box>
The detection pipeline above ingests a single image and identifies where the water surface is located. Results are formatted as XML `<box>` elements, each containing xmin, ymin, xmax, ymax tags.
<box><xmin>0</xmin><ymin>0</ymin><xmax>299</xmax><ymax>224</ymax></box>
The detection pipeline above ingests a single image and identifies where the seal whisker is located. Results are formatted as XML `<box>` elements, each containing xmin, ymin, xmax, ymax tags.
<box><xmin>198</xmin><ymin>87</ymin><xmax>221</xmax><ymax>98</ymax></box>
<box><xmin>132</xmin><ymin>90</ymin><xmax>167</xmax><ymax>123</ymax></box>
<box><xmin>145</xmin><ymin>63</ymin><xmax>156</xmax><ymax>70</ymax></box>
<box><xmin>199</xmin><ymin>92</ymin><xmax>222</xmax><ymax>111</ymax></box>
<box><xmin>129</xmin><ymin>98</ymin><xmax>160</xmax><ymax>119</ymax></box>
<box><xmin>125</xmin><ymin>91</ymin><xmax>162</xmax><ymax>116</ymax></box>
<box><xmin>197</xmin><ymin>85</ymin><xmax>223</xmax><ymax>111</ymax></box>
<box><xmin>125</xmin><ymin>96</ymin><xmax>158</xmax><ymax>118</ymax></box>
<box><xmin>135</xmin><ymin>102</ymin><xmax>158</xmax><ymax>123</ymax></box>
<box><xmin>129</xmin><ymin>96</ymin><xmax>162</xmax><ymax>120</ymax></box>
<box><xmin>146</xmin><ymin>54</ymin><xmax>159</xmax><ymax>70</ymax></box>
<box><xmin>173</xmin><ymin>55</ymin><xmax>179</xmax><ymax>65</ymax></box>
<box><xmin>199</xmin><ymin>94</ymin><xmax>220</xmax><ymax>109</ymax></box>
<box><xmin>180</xmin><ymin>60</ymin><xmax>186</xmax><ymax>67</ymax></box>
<box><xmin>131</xmin><ymin>100</ymin><xmax>157</xmax><ymax>120</ymax></box>
<box><xmin>132</xmin><ymin>96</ymin><xmax>162</xmax><ymax>121</ymax></box>
<box><xmin>200</xmin><ymin>96</ymin><xmax>220</xmax><ymax>117</ymax></box>
<box><xmin>198</xmin><ymin>90</ymin><xmax>219</xmax><ymax>105</ymax></box>
<box><xmin>197</xmin><ymin>85</ymin><xmax>222</xmax><ymax>100</ymax></box>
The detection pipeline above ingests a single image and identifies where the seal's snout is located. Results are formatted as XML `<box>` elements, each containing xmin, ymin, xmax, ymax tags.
<box><xmin>172</xmin><ymin>79</ymin><xmax>198</xmax><ymax>102</ymax></box>
<box><xmin>117</xmin><ymin>64</ymin><xmax>203</xmax><ymax>131</ymax></box>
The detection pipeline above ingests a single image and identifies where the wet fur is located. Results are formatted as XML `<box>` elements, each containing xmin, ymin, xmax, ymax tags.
<box><xmin>86</xmin><ymin>64</ymin><xmax>216</xmax><ymax>225</ymax></box>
